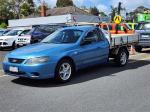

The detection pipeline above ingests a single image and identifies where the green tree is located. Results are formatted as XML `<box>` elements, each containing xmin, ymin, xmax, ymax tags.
<box><xmin>110</xmin><ymin>6</ymin><xmax>117</xmax><ymax>22</ymax></box>
<box><xmin>99</xmin><ymin>11</ymin><xmax>107</xmax><ymax>17</ymax></box>
<box><xmin>56</xmin><ymin>0</ymin><xmax>73</xmax><ymax>7</ymax></box>
<box><xmin>0</xmin><ymin>0</ymin><xmax>37</xmax><ymax>25</ymax></box>
<box><xmin>7</xmin><ymin>0</ymin><xmax>35</xmax><ymax>19</ymax></box>
<box><xmin>90</xmin><ymin>7</ymin><xmax>100</xmax><ymax>16</ymax></box>
<box><xmin>0</xmin><ymin>22</ymin><xmax>7</xmax><ymax>28</ymax></box>
<box><xmin>0</xmin><ymin>0</ymin><xmax>10</xmax><ymax>19</ymax></box>
<box><xmin>27</xmin><ymin>0</ymin><xmax>34</xmax><ymax>6</ymax></box>
<box><xmin>20</xmin><ymin>2</ymin><xmax>30</xmax><ymax>17</ymax></box>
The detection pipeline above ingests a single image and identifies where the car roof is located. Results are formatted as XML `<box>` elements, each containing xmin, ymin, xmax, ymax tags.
<box><xmin>12</xmin><ymin>28</ymin><xmax>31</xmax><ymax>30</ymax></box>
<box><xmin>61</xmin><ymin>26</ymin><xmax>96</xmax><ymax>32</ymax></box>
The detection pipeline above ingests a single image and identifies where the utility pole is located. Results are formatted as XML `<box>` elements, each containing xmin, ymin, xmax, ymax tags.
<box><xmin>118</xmin><ymin>2</ymin><xmax>122</xmax><ymax>15</ymax></box>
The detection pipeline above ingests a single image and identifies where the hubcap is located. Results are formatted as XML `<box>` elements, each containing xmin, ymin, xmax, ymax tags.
<box><xmin>120</xmin><ymin>52</ymin><xmax>127</xmax><ymax>65</ymax></box>
<box><xmin>59</xmin><ymin>63</ymin><xmax>72</xmax><ymax>81</ymax></box>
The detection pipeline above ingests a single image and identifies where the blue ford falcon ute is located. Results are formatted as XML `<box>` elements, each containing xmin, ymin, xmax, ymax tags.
<box><xmin>3</xmin><ymin>26</ymin><xmax>110</xmax><ymax>82</ymax></box>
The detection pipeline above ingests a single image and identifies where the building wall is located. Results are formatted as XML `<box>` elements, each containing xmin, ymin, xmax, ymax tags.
<box><xmin>8</xmin><ymin>14</ymin><xmax>102</xmax><ymax>27</ymax></box>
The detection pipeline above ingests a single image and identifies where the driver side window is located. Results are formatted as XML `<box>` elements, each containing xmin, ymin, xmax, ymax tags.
<box><xmin>84</xmin><ymin>30</ymin><xmax>99</xmax><ymax>43</ymax></box>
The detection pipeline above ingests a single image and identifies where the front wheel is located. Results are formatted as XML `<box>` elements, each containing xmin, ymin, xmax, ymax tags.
<box><xmin>55</xmin><ymin>59</ymin><xmax>74</xmax><ymax>83</ymax></box>
<box><xmin>115</xmin><ymin>49</ymin><xmax>129</xmax><ymax>66</ymax></box>
<box><xmin>12</xmin><ymin>41</ymin><xmax>16</xmax><ymax>50</ymax></box>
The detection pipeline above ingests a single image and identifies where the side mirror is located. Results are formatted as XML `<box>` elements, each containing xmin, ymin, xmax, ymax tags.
<box><xmin>19</xmin><ymin>33</ymin><xmax>25</xmax><ymax>36</ymax></box>
<box><xmin>81</xmin><ymin>37</ymin><xmax>92</xmax><ymax>45</ymax></box>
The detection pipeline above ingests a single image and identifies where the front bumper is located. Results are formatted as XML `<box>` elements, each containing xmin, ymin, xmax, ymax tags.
<box><xmin>16</xmin><ymin>40</ymin><xmax>30</xmax><ymax>46</ymax></box>
<box><xmin>0</xmin><ymin>41</ymin><xmax>12</xmax><ymax>48</ymax></box>
<box><xmin>3</xmin><ymin>61</ymin><xmax>57</xmax><ymax>79</ymax></box>
<box><xmin>137</xmin><ymin>42</ymin><xmax>150</xmax><ymax>47</ymax></box>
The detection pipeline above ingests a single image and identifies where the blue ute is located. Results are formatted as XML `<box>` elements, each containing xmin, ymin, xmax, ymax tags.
<box><xmin>3</xmin><ymin>26</ymin><xmax>109</xmax><ymax>82</ymax></box>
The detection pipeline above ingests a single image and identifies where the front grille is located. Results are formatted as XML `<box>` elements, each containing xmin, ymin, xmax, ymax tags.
<box><xmin>139</xmin><ymin>33</ymin><xmax>150</xmax><ymax>42</ymax></box>
<box><xmin>5</xmin><ymin>70</ymin><xmax>25</xmax><ymax>75</ymax></box>
<box><xmin>8</xmin><ymin>58</ymin><xmax>25</xmax><ymax>64</ymax></box>
<box><xmin>18</xmin><ymin>38</ymin><xmax>27</xmax><ymax>41</ymax></box>
<box><xmin>3</xmin><ymin>42</ymin><xmax>8</xmax><ymax>45</ymax></box>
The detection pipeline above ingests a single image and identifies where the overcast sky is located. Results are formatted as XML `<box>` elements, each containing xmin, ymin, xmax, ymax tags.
<box><xmin>34</xmin><ymin>0</ymin><xmax>150</xmax><ymax>13</ymax></box>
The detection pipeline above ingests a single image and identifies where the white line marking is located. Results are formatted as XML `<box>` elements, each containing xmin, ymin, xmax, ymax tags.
<box><xmin>0</xmin><ymin>70</ymin><xmax>8</xmax><ymax>77</ymax></box>
<box><xmin>130</xmin><ymin>53</ymin><xmax>145</xmax><ymax>57</ymax></box>
<box><xmin>129</xmin><ymin>56</ymin><xmax>150</xmax><ymax>63</ymax></box>
<box><xmin>0</xmin><ymin>75</ymin><xmax>8</xmax><ymax>78</ymax></box>
<box><xmin>0</xmin><ymin>70</ymin><xmax>3</xmax><ymax>72</ymax></box>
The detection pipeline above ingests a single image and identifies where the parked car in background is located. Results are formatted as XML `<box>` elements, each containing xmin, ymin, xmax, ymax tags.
<box><xmin>0</xmin><ymin>29</ymin><xmax>5</xmax><ymax>36</ymax></box>
<box><xmin>0</xmin><ymin>28</ymin><xmax>31</xmax><ymax>50</ymax></box>
<box><xmin>126</xmin><ymin>23</ymin><xmax>138</xmax><ymax>30</ymax></box>
<box><xmin>98</xmin><ymin>23</ymin><xmax>134</xmax><ymax>34</ymax></box>
<box><xmin>0</xmin><ymin>29</ymin><xmax>11</xmax><ymax>36</ymax></box>
<box><xmin>135</xmin><ymin>22</ymin><xmax>150</xmax><ymax>52</ymax></box>
<box><xmin>16</xmin><ymin>24</ymin><xmax>67</xmax><ymax>47</ymax></box>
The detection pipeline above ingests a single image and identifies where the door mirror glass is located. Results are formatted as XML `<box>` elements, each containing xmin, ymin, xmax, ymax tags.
<box><xmin>81</xmin><ymin>37</ymin><xmax>92</xmax><ymax>45</ymax></box>
<box><xmin>19</xmin><ymin>33</ymin><xmax>24</xmax><ymax>36</ymax></box>
<box><xmin>81</xmin><ymin>32</ymin><xmax>94</xmax><ymax>45</ymax></box>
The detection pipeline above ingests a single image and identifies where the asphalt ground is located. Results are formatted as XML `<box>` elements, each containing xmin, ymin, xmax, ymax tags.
<box><xmin>0</xmin><ymin>49</ymin><xmax>150</xmax><ymax>112</ymax></box>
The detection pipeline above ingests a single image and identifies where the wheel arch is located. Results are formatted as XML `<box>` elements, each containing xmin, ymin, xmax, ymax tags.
<box><xmin>110</xmin><ymin>46</ymin><xmax>129</xmax><ymax>58</ymax></box>
<box><xmin>57</xmin><ymin>56</ymin><xmax>76</xmax><ymax>71</ymax></box>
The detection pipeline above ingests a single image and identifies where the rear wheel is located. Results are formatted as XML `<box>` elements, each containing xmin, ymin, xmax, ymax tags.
<box><xmin>115</xmin><ymin>48</ymin><xmax>129</xmax><ymax>66</ymax></box>
<box><xmin>55</xmin><ymin>59</ymin><xmax>74</xmax><ymax>83</ymax></box>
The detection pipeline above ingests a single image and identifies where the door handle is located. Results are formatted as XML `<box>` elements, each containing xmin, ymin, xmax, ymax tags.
<box><xmin>96</xmin><ymin>47</ymin><xmax>101</xmax><ymax>49</ymax></box>
<box><xmin>74</xmin><ymin>51</ymin><xmax>78</xmax><ymax>55</ymax></box>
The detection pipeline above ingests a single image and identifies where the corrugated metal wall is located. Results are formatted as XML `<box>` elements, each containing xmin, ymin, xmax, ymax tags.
<box><xmin>8</xmin><ymin>14</ymin><xmax>102</xmax><ymax>27</ymax></box>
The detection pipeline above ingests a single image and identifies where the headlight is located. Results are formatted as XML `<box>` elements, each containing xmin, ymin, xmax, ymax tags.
<box><xmin>3</xmin><ymin>56</ymin><xmax>8</xmax><ymax>62</ymax></box>
<box><xmin>25</xmin><ymin>56</ymin><xmax>50</xmax><ymax>65</ymax></box>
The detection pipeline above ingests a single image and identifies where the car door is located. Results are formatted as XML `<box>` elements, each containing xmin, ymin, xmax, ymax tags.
<box><xmin>75</xmin><ymin>28</ymin><xmax>109</xmax><ymax>68</ymax></box>
<box><xmin>96</xmin><ymin>28</ymin><xmax>109</xmax><ymax>61</ymax></box>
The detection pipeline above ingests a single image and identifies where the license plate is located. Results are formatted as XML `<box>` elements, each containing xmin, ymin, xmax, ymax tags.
<box><xmin>19</xmin><ymin>44</ymin><xmax>23</xmax><ymax>46</ymax></box>
<box><xmin>142</xmin><ymin>35</ymin><xmax>149</xmax><ymax>38</ymax></box>
<box><xmin>9</xmin><ymin>66</ymin><xmax>18</xmax><ymax>73</ymax></box>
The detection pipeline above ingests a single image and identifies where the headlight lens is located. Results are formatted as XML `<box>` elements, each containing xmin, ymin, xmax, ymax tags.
<box><xmin>25</xmin><ymin>56</ymin><xmax>50</xmax><ymax>65</ymax></box>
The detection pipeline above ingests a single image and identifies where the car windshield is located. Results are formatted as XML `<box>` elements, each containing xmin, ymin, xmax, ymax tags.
<box><xmin>0</xmin><ymin>31</ymin><xmax>4</xmax><ymax>36</ymax></box>
<box><xmin>20</xmin><ymin>29</ymin><xmax>31</xmax><ymax>35</ymax></box>
<box><xmin>136</xmin><ymin>23</ymin><xmax>144</xmax><ymax>30</ymax></box>
<box><xmin>41</xmin><ymin>29</ymin><xmax>83</xmax><ymax>44</ymax></box>
<box><xmin>2</xmin><ymin>30</ymin><xmax>11</xmax><ymax>36</ymax></box>
<box><xmin>135</xmin><ymin>23</ymin><xmax>150</xmax><ymax>30</ymax></box>
<box><xmin>27</xmin><ymin>25</ymin><xmax>63</xmax><ymax>35</ymax></box>
<box><xmin>5</xmin><ymin>30</ymin><xmax>23</xmax><ymax>36</ymax></box>
<box><xmin>125</xmin><ymin>24</ymin><xmax>132</xmax><ymax>30</ymax></box>
<box><xmin>144</xmin><ymin>23</ymin><xmax>150</xmax><ymax>30</ymax></box>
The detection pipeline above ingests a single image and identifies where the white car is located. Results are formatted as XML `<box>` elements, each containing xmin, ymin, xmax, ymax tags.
<box><xmin>0</xmin><ymin>28</ymin><xmax>31</xmax><ymax>49</ymax></box>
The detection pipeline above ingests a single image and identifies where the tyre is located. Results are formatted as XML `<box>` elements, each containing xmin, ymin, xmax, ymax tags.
<box><xmin>0</xmin><ymin>47</ymin><xmax>3</xmax><ymax>51</ymax></box>
<box><xmin>55</xmin><ymin>59</ymin><xmax>74</xmax><ymax>83</ymax></box>
<box><xmin>135</xmin><ymin>46</ymin><xmax>142</xmax><ymax>52</ymax></box>
<box><xmin>115</xmin><ymin>48</ymin><xmax>129</xmax><ymax>67</ymax></box>
<box><xmin>12</xmin><ymin>41</ymin><xmax>16</xmax><ymax>50</ymax></box>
